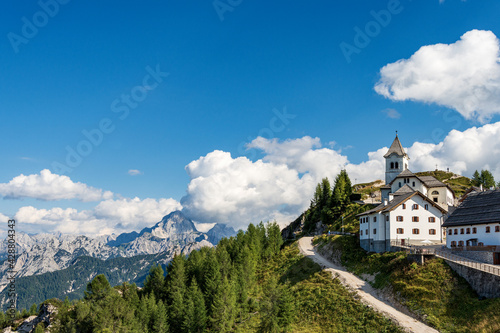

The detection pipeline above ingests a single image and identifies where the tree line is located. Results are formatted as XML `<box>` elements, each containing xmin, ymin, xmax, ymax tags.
<box><xmin>50</xmin><ymin>221</ymin><xmax>287</xmax><ymax>333</ymax></box>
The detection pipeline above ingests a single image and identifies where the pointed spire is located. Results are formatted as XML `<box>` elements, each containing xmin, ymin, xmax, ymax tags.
<box><xmin>384</xmin><ymin>135</ymin><xmax>408</xmax><ymax>158</ymax></box>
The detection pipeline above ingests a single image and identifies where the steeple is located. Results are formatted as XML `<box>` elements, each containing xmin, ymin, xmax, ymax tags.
<box><xmin>384</xmin><ymin>134</ymin><xmax>410</xmax><ymax>184</ymax></box>
<box><xmin>384</xmin><ymin>134</ymin><xmax>408</xmax><ymax>158</ymax></box>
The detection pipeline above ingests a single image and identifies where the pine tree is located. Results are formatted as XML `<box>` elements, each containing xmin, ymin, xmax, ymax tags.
<box><xmin>29</xmin><ymin>303</ymin><xmax>38</xmax><ymax>316</ymax></box>
<box><xmin>472</xmin><ymin>170</ymin><xmax>481</xmax><ymax>186</ymax></box>
<box><xmin>152</xmin><ymin>300</ymin><xmax>168</xmax><ymax>333</ymax></box>
<box><xmin>183</xmin><ymin>278</ymin><xmax>207</xmax><ymax>333</ymax></box>
<box><xmin>203</xmin><ymin>249</ymin><xmax>222</xmax><ymax>318</ymax></box>
<box><xmin>209</xmin><ymin>276</ymin><xmax>236</xmax><ymax>332</ymax></box>
<box><xmin>84</xmin><ymin>274</ymin><xmax>111</xmax><ymax>301</ymax></box>
<box><xmin>143</xmin><ymin>264</ymin><xmax>165</xmax><ymax>300</ymax></box>
<box><xmin>480</xmin><ymin>169</ymin><xmax>496</xmax><ymax>188</ymax></box>
<box><xmin>165</xmin><ymin>254</ymin><xmax>187</xmax><ymax>333</ymax></box>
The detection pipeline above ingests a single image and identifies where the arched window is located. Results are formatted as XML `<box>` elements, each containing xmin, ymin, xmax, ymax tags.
<box><xmin>451</xmin><ymin>241</ymin><xmax>456</xmax><ymax>247</ymax></box>
<box><xmin>395</xmin><ymin>162</ymin><xmax>399</xmax><ymax>169</ymax></box>
<box><xmin>432</xmin><ymin>191</ymin><xmax>439</xmax><ymax>195</ymax></box>
<box><xmin>390</xmin><ymin>162</ymin><xmax>394</xmax><ymax>169</ymax></box>
<box><xmin>458</xmin><ymin>241</ymin><xmax>464</xmax><ymax>247</ymax></box>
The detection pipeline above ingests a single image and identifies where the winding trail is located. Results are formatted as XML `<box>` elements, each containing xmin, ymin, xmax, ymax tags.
<box><xmin>298</xmin><ymin>237</ymin><xmax>439</xmax><ymax>333</ymax></box>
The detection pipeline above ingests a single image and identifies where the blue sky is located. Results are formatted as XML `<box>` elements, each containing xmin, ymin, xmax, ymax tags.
<box><xmin>2</xmin><ymin>0</ymin><xmax>500</xmax><ymax>235</ymax></box>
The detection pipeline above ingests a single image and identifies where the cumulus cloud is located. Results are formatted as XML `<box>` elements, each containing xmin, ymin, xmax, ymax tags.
<box><xmin>0</xmin><ymin>169</ymin><xmax>113</xmax><ymax>202</ymax></box>
<box><xmin>375</xmin><ymin>30</ymin><xmax>500</xmax><ymax>122</ymax></box>
<box><xmin>407</xmin><ymin>121</ymin><xmax>500</xmax><ymax>180</ymax></box>
<box><xmin>12</xmin><ymin>197</ymin><xmax>181</xmax><ymax>236</ymax></box>
<box><xmin>128</xmin><ymin>169</ymin><xmax>143</xmax><ymax>176</ymax></box>
<box><xmin>181</xmin><ymin>137</ymin><xmax>385</xmax><ymax>230</ymax></box>
<box><xmin>382</xmin><ymin>108</ymin><xmax>401</xmax><ymax>119</ymax></box>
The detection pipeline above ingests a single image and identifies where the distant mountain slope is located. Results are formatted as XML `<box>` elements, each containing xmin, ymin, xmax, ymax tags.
<box><xmin>0</xmin><ymin>211</ymin><xmax>235</xmax><ymax>296</ymax></box>
<box><xmin>0</xmin><ymin>251</ymin><xmax>172</xmax><ymax>311</ymax></box>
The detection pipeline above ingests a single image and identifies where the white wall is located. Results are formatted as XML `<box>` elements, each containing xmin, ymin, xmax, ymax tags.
<box><xmin>446</xmin><ymin>224</ymin><xmax>500</xmax><ymax>247</ymax></box>
<box><xmin>387</xmin><ymin>195</ymin><xmax>444</xmax><ymax>243</ymax></box>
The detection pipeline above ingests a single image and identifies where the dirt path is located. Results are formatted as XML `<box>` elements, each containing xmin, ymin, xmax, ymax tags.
<box><xmin>298</xmin><ymin>237</ymin><xmax>439</xmax><ymax>333</ymax></box>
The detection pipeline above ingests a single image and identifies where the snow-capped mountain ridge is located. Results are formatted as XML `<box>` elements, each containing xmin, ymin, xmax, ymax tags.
<box><xmin>0</xmin><ymin>211</ymin><xmax>235</xmax><ymax>292</ymax></box>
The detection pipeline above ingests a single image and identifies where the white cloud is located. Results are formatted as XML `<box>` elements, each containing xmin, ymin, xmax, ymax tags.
<box><xmin>382</xmin><ymin>108</ymin><xmax>401</xmax><ymax>119</ymax></box>
<box><xmin>181</xmin><ymin>137</ymin><xmax>385</xmax><ymax>230</ymax></box>
<box><xmin>375</xmin><ymin>30</ymin><xmax>500</xmax><ymax>122</ymax></box>
<box><xmin>128</xmin><ymin>169</ymin><xmax>143</xmax><ymax>176</ymax></box>
<box><xmin>12</xmin><ymin>197</ymin><xmax>182</xmax><ymax>236</ymax></box>
<box><xmin>407</xmin><ymin>122</ymin><xmax>500</xmax><ymax>180</ymax></box>
<box><xmin>0</xmin><ymin>169</ymin><xmax>113</xmax><ymax>202</ymax></box>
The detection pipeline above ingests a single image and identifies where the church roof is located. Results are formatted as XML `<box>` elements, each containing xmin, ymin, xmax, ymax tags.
<box><xmin>393</xmin><ymin>184</ymin><xmax>415</xmax><ymax>196</ymax></box>
<box><xmin>384</xmin><ymin>135</ymin><xmax>408</xmax><ymax>158</ymax></box>
<box><xmin>357</xmin><ymin>191</ymin><xmax>448</xmax><ymax>216</ymax></box>
<box><xmin>396</xmin><ymin>169</ymin><xmax>415</xmax><ymax>178</ymax></box>
<box><xmin>443</xmin><ymin>189</ymin><xmax>500</xmax><ymax>227</ymax></box>
<box><xmin>418</xmin><ymin>176</ymin><xmax>446</xmax><ymax>188</ymax></box>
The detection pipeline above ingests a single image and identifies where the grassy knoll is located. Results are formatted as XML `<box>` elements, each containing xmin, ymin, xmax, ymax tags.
<box><xmin>314</xmin><ymin>235</ymin><xmax>500</xmax><ymax>333</ymax></box>
<box><xmin>236</xmin><ymin>242</ymin><xmax>404</xmax><ymax>332</ymax></box>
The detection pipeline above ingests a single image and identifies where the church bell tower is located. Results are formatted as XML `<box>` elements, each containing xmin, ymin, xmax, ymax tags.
<box><xmin>384</xmin><ymin>134</ymin><xmax>409</xmax><ymax>184</ymax></box>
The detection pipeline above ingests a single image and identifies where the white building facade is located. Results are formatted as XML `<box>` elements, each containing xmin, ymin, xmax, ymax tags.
<box><xmin>358</xmin><ymin>135</ymin><xmax>453</xmax><ymax>253</ymax></box>
<box><xmin>359</xmin><ymin>191</ymin><xmax>447</xmax><ymax>252</ymax></box>
<box><xmin>443</xmin><ymin>189</ymin><xmax>500</xmax><ymax>249</ymax></box>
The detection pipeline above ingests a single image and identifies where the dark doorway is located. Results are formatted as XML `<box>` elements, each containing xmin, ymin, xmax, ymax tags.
<box><xmin>494</xmin><ymin>252</ymin><xmax>500</xmax><ymax>265</ymax></box>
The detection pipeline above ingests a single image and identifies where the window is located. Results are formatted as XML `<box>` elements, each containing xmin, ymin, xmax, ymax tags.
<box><xmin>386</xmin><ymin>216</ymin><xmax>389</xmax><ymax>222</ymax></box>
<box><xmin>373</xmin><ymin>229</ymin><xmax>377</xmax><ymax>235</ymax></box>
<box><xmin>458</xmin><ymin>241</ymin><xmax>464</xmax><ymax>247</ymax></box>
<box><xmin>478</xmin><ymin>242</ymin><xmax>484</xmax><ymax>246</ymax></box>
<box><xmin>366</xmin><ymin>217</ymin><xmax>370</xmax><ymax>223</ymax></box>
<box><xmin>486</xmin><ymin>226</ymin><xmax>491</xmax><ymax>233</ymax></box>
<box><xmin>424</xmin><ymin>204</ymin><xmax>429</xmax><ymax>210</ymax></box>
<box><xmin>360</xmin><ymin>230</ymin><xmax>363</xmax><ymax>236</ymax></box>
<box><xmin>374</xmin><ymin>217</ymin><xmax>377</xmax><ymax>222</ymax></box>
<box><xmin>473</xmin><ymin>227</ymin><xmax>477</xmax><ymax>234</ymax></box>
<box><xmin>399</xmin><ymin>182</ymin><xmax>402</xmax><ymax>188</ymax></box>
<box><xmin>395</xmin><ymin>162</ymin><xmax>399</xmax><ymax>169</ymax></box>
<box><xmin>433</xmin><ymin>198</ymin><xmax>438</xmax><ymax>203</ymax></box>
<box><xmin>460</xmin><ymin>228</ymin><xmax>464</xmax><ymax>234</ymax></box>
<box><xmin>412</xmin><ymin>216</ymin><xmax>419</xmax><ymax>222</ymax></box>
<box><xmin>402</xmin><ymin>204</ymin><xmax>406</xmax><ymax>209</ymax></box>
<box><xmin>366</xmin><ymin>229</ymin><xmax>368</xmax><ymax>235</ymax></box>
<box><xmin>428</xmin><ymin>217</ymin><xmax>436</xmax><ymax>223</ymax></box>
<box><xmin>466</xmin><ymin>228</ymin><xmax>470</xmax><ymax>234</ymax></box>
<box><xmin>391</xmin><ymin>162</ymin><xmax>394</xmax><ymax>169</ymax></box>
<box><xmin>396</xmin><ymin>216</ymin><xmax>404</xmax><ymax>222</ymax></box>
<box><xmin>412</xmin><ymin>228</ymin><xmax>420</xmax><ymax>235</ymax></box>
<box><xmin>429</xmin><ymin>229</ymin><xmax>436</xmax><ymax>235</ymax></box>
<box><xmin>432</xmin><ymin>191</ymin><xmax>439</xmax><ymax>195</ymax></box>
<box><xmin>454</xmin><ymin>229</ymin><xmax>458</xmax><ymax>235</ymax></box>
<box><xmin>451</xmin><ymin>241</ymin><xmax>457</xmax><ymax>247</ymax></box>
<box><xmin>397</xmin><ymin>228</ymin><xmax>404</xmax><ymax>234</ymax></box>
<box><xmin>412</xmin><ymin>181</ymin><xmax>416</xmax><ymax>187</ymax></box>
<box><xmin>413</xmin><ymin>204</ymin><xmax>419</xmax><ymax>210</ymax></box>
<box><xmin>448</xmin><ymin>229</ymin><xmax>452</xmax><ymax>235</ymax></box>
<box><xmin>495</xmin><ymin>226</ymin><xmax>500</xmax><ymax>232</ymax></box>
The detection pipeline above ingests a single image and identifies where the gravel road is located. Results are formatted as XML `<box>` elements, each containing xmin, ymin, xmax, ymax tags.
<box><xmin>298</xmin><ymin>236</ymin><xmax>439</xmax><ymax>333</ymax></box>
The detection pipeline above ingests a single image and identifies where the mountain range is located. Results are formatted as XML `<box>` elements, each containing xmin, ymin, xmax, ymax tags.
<box><xmin>0</xmin><ymin>211</ymin><xmax>236</xmax><ymax>309</ymax></box>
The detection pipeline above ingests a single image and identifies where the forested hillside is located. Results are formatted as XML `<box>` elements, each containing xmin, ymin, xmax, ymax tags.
<box><xmin>1</xmin><ymin>222</ymin><xmax>402</xmax><ymax>332</ymax></box>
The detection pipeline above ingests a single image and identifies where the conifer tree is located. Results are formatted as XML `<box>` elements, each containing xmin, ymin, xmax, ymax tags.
<box><xmin>143</xmin><ymin>264</ymin><xmax>165</xmax><ymax>300</ymax></box>
<box><xmin>209</xmin><ymin>276</ymin><xmax>236</xmax><ymax>333</ymax></box>
<box><xmin>165</xmin><ymin>254</ymin><xmax>187</xmax><ymax>333</ymax></box>
<box><xmin>183</xmin><ymin>278</ymin><xmax>207</xmax><ymax>333</ymax></box>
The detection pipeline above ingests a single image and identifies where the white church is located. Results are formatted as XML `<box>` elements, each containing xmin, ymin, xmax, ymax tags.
<box><xmin>358</xmin><ymin>135</ymin><xmax>455</xmax><ymax>253</ymax></box>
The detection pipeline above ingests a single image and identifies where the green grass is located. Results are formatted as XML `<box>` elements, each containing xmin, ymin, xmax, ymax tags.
<box><xmin>314</xmin><ymin>235</ymin><xmax>500</xmax><ymax>333</ymax></box>
<box><xmin>235</xmin><ymin>243</ymin><xmax>404</xmax><ymax>332</ymax></box>
<box><xmin>415</xmin><ymin>171</ymin><xmax>472</xmax><ymax>197</ymax></box>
